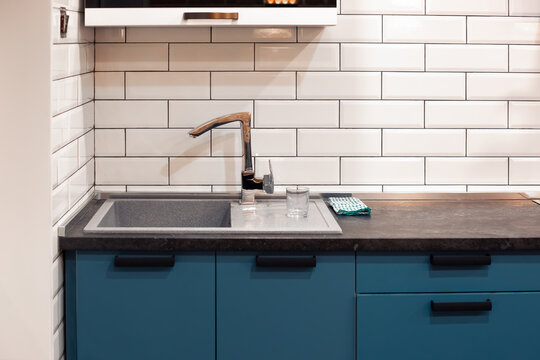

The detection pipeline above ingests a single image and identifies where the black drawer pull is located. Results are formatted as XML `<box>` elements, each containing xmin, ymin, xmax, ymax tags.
<box><xmin>256</xmin><ymin>256</ymin><xmax>316</xmax><ymax>268</ymax></box>
<box><xmin>430</xmin><ymin>254</ymin><xmax>491</xmax><ymax>267</ymax></box>
<box><xmin>431</xmin><ymin>300</ymin><xmax>492</xmax><ymax>312</ymax></box>
<box><xmin>184</xmin><ymin>12</ymin><xmax>239</xmax><ymax>20</ymax></box>
<box><xmin>114</xmin><ymin>255</ymin><xmax>175</xmax><ymax>268</ymax></box>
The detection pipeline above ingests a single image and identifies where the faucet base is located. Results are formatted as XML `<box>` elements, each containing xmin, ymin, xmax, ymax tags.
<box><xmin>240</xmin><ymin>190</ymin><xmax>257</xmax><ymax>205</ymax></box>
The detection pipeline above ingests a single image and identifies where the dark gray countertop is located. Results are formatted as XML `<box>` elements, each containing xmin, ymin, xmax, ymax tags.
<box><xmin>59</xmin><ymin>192</ymin><xmax>540</xmax><ymax>252</ymax></box>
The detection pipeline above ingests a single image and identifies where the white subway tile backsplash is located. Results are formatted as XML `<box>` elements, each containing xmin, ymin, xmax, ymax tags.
<box><xmin>341</xmin><ymin>0</ymin><xmax>424</xmax><ymax>14</ymax></box>
<box><xmin>170</xmin><ymin>158</ymin><xmax>242</xmax><ymax>185</ymax></box>
<box><xmin>425</xmin><ymin>101</ymin><xmax>507</xmax><ymax>128</ymax></box>
<box><xmin>95</xmin><ymin>129</ymin><xmax>125</xmax><ymax>156</ymax></box>
<box><xmin>469</xmin><ymin>185</ymin><xmax>540</xmax><ymax>192</ymax></box>
<box><xmin>255</xmin><ymin>101</ymin><xmax>338</xmax><ymax>128</ymax></box>
<box><xmin>384</xmin><ymin>185</ymin><xmax>468</xmax><ymax>193</ymax></box>
<box><xmin>53</xmin><ymin>324</ymin><xmax>65</xmax><ymax>360</ymax></box>
<box><xmin>510</xmin><ymin>158</ymin><xmax>540</xmax><ymax>184</ymax></box>
<box><xmin>52</xmin><ymin>11</ymin><xmax>94</xmax><ymax>44</ymax></box>
<box><xmin>127</xmin><ymin>129</ymin><xmax>210</xmax><ymax>156</ymax></box>
<box><xmin>256</xmin><ymin>157</ymin><xmax>340</xmax><ymax>185</ymax></box>
<box><xmin>211</xmin><ymin>72</ymin><xmax>296</xmax><ymax>99</ymax></box>
<box><xmin>510</xmin><ymin>0</ymin><xmax>540</xmax><ymax>16</ymax></box>
<box><xmin>95</xmin><ymin>72</ymin><xmax>125</xmax><ymax>99</ymax></box>
<box><xmin>52</xmin><ymin>141</ymin><xmax>78</xmax><ymax>187</ymax></box>
<box><xmin>298</xmin><ymin>129</ymin><xmax>381</xmax><ymax>156</ymax></box>
<box><xmin>52</xmin><ymin>44</ymin><xmax>94</xmax><ymax>80</ymax></box>
<box><xmin>426</xmin><ymin>45</ymin><xmax>508</xmax><ymax>72</ymax></box>
<box><xmin>78</xmin><ymin>131</ymin><xmax>94</xmax><ymax>165</ymax></box>
<box><xmin>341</xmin><ymin>44</ymin><xmax>424</xmax><ymax>71</ymax></box>
<box><xmin>79</xmin><ymin>73</ymin><xmax>94</xmax><ymax>104</ymax></box>
<box><xmin>383</xmin><ymin>73</ymin><xmax>465</xmax><ymax>100</ymax></box>
<box><xmin>95</xmin><ymin>27</ymin><xmax>126</xmax><ymax>43</ymax></box>
<box><xmin>252</xmin><ymin>129</ymin><xmax>297</xmax><ymax>156</ymax></box>
<box><xmin>255</xmin><ymin>44</ymin><xmax>339</xmax><ymax>71</ymax></box>
<box><xmin>426</xmin><ymin>0</ymin><xmax>508</xmax><ymax>15</ymax></box>
<box><xmin>127</xmin><ymin>186</ymin><xmax>212</xmax><ymax>192</ymax></box>
<box><xmin>509</xmin><ymin>102</ymin><xmax>540</xmax><ymax>128</ymax></box>
<box><xmin>383</xmin><ymin>16</ymin><xmax>466</xmax><ymax>43</ymax></box>
<box><xmin>340</xmin><ymin>100</ymin><xmax>424</xmax><ymax>128</ymax></box>
<box><xmin>383</xmin><ymin>129</ymin><xmax>466</xmax><ymax>156</ymax></box>
<box><xmin>69</xmin><ymin>160</ymin><xmax>94</xmax><ymax>207</ymax></box>
<box><xmin>426</xmin><ymin>158</ymin><xmax>508</xmax><ymax>184</ymax></box>
<box><xmin>211</xmin><ymin>129</ymin><xmax>243</xmax><ymax>156</ymax></box>
<box><xmin>126</xmin><ymin>27</ymin><xmax>211</xmax><ymax>42</ymax></box>
<box><xmin>213</xmin><ymin>28</ymin><xmax>296</xmax><ymax>42</ymax></box>
<box><xmin>170</xmin><ymin>44</ymin><xmax>254</xmax><ymax>71</ymax></box>
<box><xmin>169</xmin><ymin>100</ymin><xmax>252</xmax><ymax>128</ymax></box>
<box><xmin>298</xmin><ymin>15</ymin><xmax>382</xmax><ymax>42</ymax></box>
<box><xmin>95</xmin><ymin>185</ymin><xmax>127</xmax><ymax>192</ymax></box>
<box><xmin>96</xmin><ymin>158</ymin><xmax>169</xmax><ymax>185</ymax></box>
<box><xmin>96</xmin><ymin>44</ymin><xmax>168</xmax><ymax>71</ymax></box>
<box><xmin>468</xmin><ymin>17</ymin><xmax>540</xmax><ymax>44</ymax></box>
<box><xmin>52</xmin><ymin>181</ymin><xmax>70</xmax><ymax>224</ymax></box>
<box><xmin>468</xmin><ymin>130</ymin><xmax>540</xmax><ymax>156</ymax></box>
<box><xmin>95</xmin><ymin>101</ymin><xmax>168</xmax><ymax>128</ymax></box>
<box><xmin>341</xmin><ymin>158</ymin><xmax>424</xmax><ymax>184</ymax></box>
<box><xmin>307</xmin><ymin>185</ymin><xmax>383</xmax><ymax>193</ymax></box>
<box><xmin>509</xmin><ymin>46</ymin><xmax>540</xmax><ymax>72</ymax></box>
<box><xmin>298</xmin><ymin>72</ymin><xmax>381</xmax><ymax>99</ymax></box>
<box><xmin>467</xmin><ymin>73</ymin><xmax>540</xmax><ymax>100</ymax></box>
<box><xmin>126</xmin><ymin>72</ymin><xmax>210</xmax><ymax>99</ymax></box>
<box><xmin>51</xmin><ymin>102</ymin><xmax>94</xmax><ymax>152</ymax></box>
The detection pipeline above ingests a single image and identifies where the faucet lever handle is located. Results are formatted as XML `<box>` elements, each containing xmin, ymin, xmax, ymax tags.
<box><xmin>263</xmin><ymin>160</ymin><xmax>274</xmax><ymax>194</ymax></box>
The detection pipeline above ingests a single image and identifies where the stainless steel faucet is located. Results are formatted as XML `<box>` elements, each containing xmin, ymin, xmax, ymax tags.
<box><xmin>189</xmin><ymin>112</ymin><xmax>274</xmax><ymax>205</ymax></box>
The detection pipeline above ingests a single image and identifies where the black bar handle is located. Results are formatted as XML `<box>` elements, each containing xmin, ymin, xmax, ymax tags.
<box><xmin>184</xmin><ymin>12</ymin><xmax>239</xmax><ymax>20</ymax></box>
<box><xmin>114</xmin><ymin>255</ymin><xmax>175</xmax><ymax>268</ymax></box>
<box><xmin>430</xmin><ymin>254</ymin><xmax>491</xmax><ymax>267</ymax></box>
<box><xmin>256</xmin><ymin>256</ymin><xmax>316</xmax><ymax>268</ymax></box>
<box><xmin>431</xmin><ymin>300</ymin><xmax>492</xmax><ymax>312</ymax></box>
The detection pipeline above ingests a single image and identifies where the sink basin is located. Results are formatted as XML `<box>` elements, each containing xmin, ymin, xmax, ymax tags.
<box><xmin>83</xmin><ymin>197</ymin><xmax>342</xmax><ymax>235</ymax></box>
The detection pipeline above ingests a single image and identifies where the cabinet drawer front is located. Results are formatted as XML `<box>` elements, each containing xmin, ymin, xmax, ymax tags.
<box><xmin>217</xmin><ymin>253</ymin><xmax>355</xmax><ymax>360</ymax></box>
<box><xmin>68</xmin><ymin>252</ymin><xmax>215</xmax><ymax>360</ymax></box>
<box><xmin>356</xmin><ymin>253</ymin><xmax>540</xmax><ymax>293</ymax></box>
<box><xmin>357</xmin><ymin>292</ymin><xmax>540</xmax><ymax>360</ymax></box>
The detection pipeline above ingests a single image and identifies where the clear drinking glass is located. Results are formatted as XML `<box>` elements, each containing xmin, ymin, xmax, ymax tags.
<box><xmin>286</xmin><ymin>187</ymin><xmax>310</xmax><ymax>218</ymax></box>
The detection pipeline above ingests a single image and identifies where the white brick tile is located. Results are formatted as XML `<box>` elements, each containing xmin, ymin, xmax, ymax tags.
<box><xmin>170</xmin><ymin>158</ymin><xmax>242</xmax><ymax>185</ymax></box>
<box><xmin>383</xmin><ymin>73</ymin><xmax>465</xmax><ymax>100</ymax></box>
<box><xmin>95</xmin><ymin>129</ymin><xmax>125</xmax><ymax>156</ymax></box>
<box><xmin>256</xmin><ymin>157</ymin><xmax>340</xmax><ymax>185</ymax></box>
<box><xmin>52</xmin><ymin>45</ymin><xmax>69</xmax><ymax>80</ymax></box>
<box><xmin>52</xmin><ymin>181</ymin><xmax>69</xmax><ymax>224</ymax></box>
<box><xmin>53</xmin><ymin>290</ymin><xmax>64</xmax><ymax>329</ymax></box>
<box><xmin>52</xmin><ymin>256</ymin><xmax>64</xmax><ymax>294</ymax></box>
<box><xmin>306</xmin><ymin>185</ymin><xmax>383</xmax><ymax>193</ymax></box>
<box><xmin>383</xmin><ymin>129</ymin><xmax>466</xmax><ymax>156</ymax></box>
<box><xmin>213</xmin><ymin>185</ymin><xmax>242</xmax><ymax>192</ymax></box>
<box><xmin>211</xmin><ymin>72</ymin><xmax>295</xmax><ymax>99</ymax></box>
<box><xmin>51</xmin><ymin>76</ymin><xmax>78</xmax><ymax>115</ymax></box>
<box><xmin>95</xmin><ymin>27</ymin><xmax>126</xmax><ymax>43</ymax></box>
<box><xmin>383</xmin><ymin>16</ymin><xmax>466</xmax><ymax>43</ymax></box>
<box><xmin>509</xmin><ymin>46</ymin><xmax>540</xmax><ymax>72</ymax></box>
<box><xmin>170</xmin><ymin>44</ymin><xmax>254</xmax><ymax>71</ymax></box>
<box><xmin>510</xmin><ymin>158</ymin><xmax>540</xmax><ymax>184</ymax></box>
<box><xmin>126</xmin><ymin>27</ymin><xmax>210</xmax><ymax>42</ymax></box>
<box><xmin>510</xmin><ymin>0</ymin><xmax>540</xmax><ymax>16</ymax></box>
<box><xmin>425</xmin><ymin>101</ymin><xmax>507</xmax><ymax>128</ymax></box>
<box><xmin>468</xmin><ymin>17</ymin><xmax>540</xmax><ymax>44</ymax></box>
<box><xmin>69</xmin><ymin>160</ymin><xmax>94</xmax><ymax>206</ymax></box>
<box><xmin>52</xmin><ymin>44</ymin><xmax>94</xmax><ymax>80</ymax></box>
<box><xmin>95</xmin><ymin>101</ymin><xmax>168</xmax><ymax>128</ymax></box>
<box><xmin>468</xmin><ymin>130</ymin><xmax>540</xmax><ymax>156</ymax></box>
<box><xmin>126</xmin><ymin>72</ymin><xmax>210</xmax><ymax>99</ymax></box>
<box><xmin>426</xmin><ymin>45</ymin><xmax>508</xmax><ymax>72</ymax></box>
<box><xmin>211</xmin><ymin>129</ymin><xmax>242</xmax><ymax>156</ymax></box>
<box><xmin>509</xmin><ymin>102</ymin><xmax>540</xmax><ymax>128</ymax></box>
<box><xmin>52</xmin><ymin>141</ymin><xmax>78</xmax><ymax>187</ymax></box>
<box><xmin>298</xmin><ymin>15</ymin><xmax>381</xmax><ymax>42</ymax></box>
<box><xmin>96</xmin><ymin>44</ymin><xmax>168</xmax><ymax>71</ymax></box>
<box><xmin>51</xmin><ymin>102</ymin><xmax>94</xmax><ymax>152</ymax></box>
<box><xmin>426</xmin><ymin>158</ymin><xmax>508</xmax><ymax>184</ymax></box>
<box><xmin>95</xmin><ymin>185</ymin><xmax>127</xmax><ymax>192</ymax></box>
<box><xmin>426</xmin><ymin>0</ymin><xmax>508</xmax><ymax>15</ymax></box>
<box><xmin>169</xmin><ymin>100</ymin><xmax>253</xmax><ymax>128</ymax></box>
<box><xmin>212</xmin><ymin>27</ymin><xmax>296</xmax><ymax>42</ymax></box>
<box><xmin>341</xmin><ymin>44</ymin><xmax>423</xmax><ymax>71</ymax></box>
<box><xmin>467</xmin><ymin>73</ymin><xmax>540</xmax><ymax>100</ymax></box>
<box><xmin>341</xmin><ymin>0</ymin><xmax>424</xmax><ymax>14</ymax></box>
<box><xmin>78</xmin><ymin>130</ymin><xmax>94</xmax><ymax>165</ymax></box>
<box><xmin>127</xmin><ymin>185</ymin><xmax>212</xmax><ymax>193</ymax></box>
<box><xmin>384</xmin><ymin>185</ymin><xmax>468</xmax><ymax>193</ymax></box>
<box><xmin>95</xmin><ymin>72</ymin><xmax>124</xmax><ymax>100</ymax></box>
<box><xmin>96</xmin><ymin>158</ymin><xmax>169</xmax><ymax>185</ymax></box>
<box><xmin>255</xmin><ymin>44</ymin><xmax>339</xmax><ymax>71</ymax></box>
<box><xmin>340</xmin><ymin>100</ymin><xmax>424</xmax><ymax>128</ymax></box>
<box><xmin>468</xmin><ymin>185</ymin><xmax>540</xmax><ymax>192</ymax></box>
<box><xmin>255</xmin><ymin>100</ymin><xmax>339</xmax><ymax>128</ymax></box>
<box><xmin>341</xmin><ymin>158</ymin><xmax>424</xmax><ymax>185</ymax></box>
<box><xmin>252</xmin><ymin>129</ymin><xmax>297</xmax><ymax>156</ymax></box>
<box><xmin>53</xmin><ymin>324</ymin><xmax>65</xmax><ymax>360</ymax></box>
<box><xmin>298</xmin><ymin>72</ymin><xmax>381</xmax><ymax>99</ymax></box>
<box><xmin>298</xmin><ymin>129</ymin><xmax>381</xmax><ymax>156</ymax></box>
<box><xmin>79</xmin><ymin>73</ymin><xmax>94</xmax><ymax>105</ymax></box>
<box><xmin>126</xmin><ymin>129</ymin><xmax>209</xmax><ymax>156</ymax></box>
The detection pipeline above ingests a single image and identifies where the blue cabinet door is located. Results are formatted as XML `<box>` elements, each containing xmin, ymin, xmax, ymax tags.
<box><xmin>66</xmin><ymin>252</ymin><xmax>215</xmax><ymax>360</ymax></box>
<box><xmin>357</xmin><ymin>292</ymin><xmax>540</xmax><ymax>360</ymax></box>
<box><xmin>217</xmin><ymin>253</ymin><xmax>355</xmax><ymax>360</ymax></box>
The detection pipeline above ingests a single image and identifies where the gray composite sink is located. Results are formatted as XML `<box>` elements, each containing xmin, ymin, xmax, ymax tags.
<box><xmin>84</xmin><ymin>197</ymin><xmax>342</xmax><ymax>235</ymax></box>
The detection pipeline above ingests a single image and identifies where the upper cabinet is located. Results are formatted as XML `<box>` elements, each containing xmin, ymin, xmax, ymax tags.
<box><xmin>85</xmin><ymin>0</ymin><xmax>337</xmax><ymax>26</ymax></box>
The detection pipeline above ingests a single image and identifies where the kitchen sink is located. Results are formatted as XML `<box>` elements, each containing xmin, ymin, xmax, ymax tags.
<box><xmin>83</xmin><ymin>197</ymin><xmax>342</xmax><ymax>235</ymax></box>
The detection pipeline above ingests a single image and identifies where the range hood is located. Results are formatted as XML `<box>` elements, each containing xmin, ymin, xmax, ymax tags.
<box><xmin>85</xmin><ymin>0</ymin><xmax>337</xmax><ymax>27</ymax></box>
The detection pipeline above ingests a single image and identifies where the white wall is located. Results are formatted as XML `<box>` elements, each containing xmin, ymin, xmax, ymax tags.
<box><xmin>0</xmin><ymin>1</ymin><xmax>53</xmax><ymax>359</ymax></box>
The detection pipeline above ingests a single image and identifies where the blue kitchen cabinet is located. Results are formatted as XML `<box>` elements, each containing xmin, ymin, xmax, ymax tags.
<box><xmin>65</xmin><ymin>252</ymin><xmax>215</xmax><ymax>360</ymax></box>
<box><xmin>216</xmin><ymin>253</ymin><xmax>355</xmax><ymax>360</ymax></box>
<box><xmin>357</xmin><ymin>292</ymin><xmax>540</xmax><ymax>360</ymax></box>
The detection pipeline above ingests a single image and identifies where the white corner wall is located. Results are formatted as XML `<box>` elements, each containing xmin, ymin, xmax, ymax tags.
<box><xmin>0</xmin><ymin>1</ymin><xmax>54</xmax><ymax>359</ymax></box>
